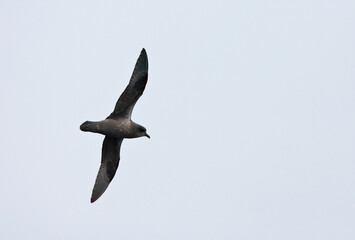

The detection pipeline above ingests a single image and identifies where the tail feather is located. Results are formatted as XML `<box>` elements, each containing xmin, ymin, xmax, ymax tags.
<box><xmin>80</xmin><ymin>121</ymin><xmax>95</xmax><ymax>132</ymax></box>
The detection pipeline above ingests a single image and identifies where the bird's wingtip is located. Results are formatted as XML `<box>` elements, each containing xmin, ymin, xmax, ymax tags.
<box><xmin>90</xmin><ymin>195</ymin><xmax>98</xmax><ymax>203</ymax></box>
<box><xmin>137</xmin><ymin>48</ymin><xmax>148</xmax><ymax>70</ymax></box>
<box><xmin>141</xmin><ymin>48</ymin><xmax>147</xmax><ymax>55</ymax></box>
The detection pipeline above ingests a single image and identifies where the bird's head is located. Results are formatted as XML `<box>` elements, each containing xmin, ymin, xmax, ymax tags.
<box><xmin>136</xmin><ymin>125</ymin><xmax>150</xmax><ymax>139</ymax></box>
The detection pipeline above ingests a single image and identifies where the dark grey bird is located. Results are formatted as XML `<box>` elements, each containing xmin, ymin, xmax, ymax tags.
<box><xmin>80</xmin><ymin>49</ymin><xmax>150</xmax><ymax>203</ymax></box>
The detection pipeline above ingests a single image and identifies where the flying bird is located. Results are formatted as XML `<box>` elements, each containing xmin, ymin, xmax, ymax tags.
<box><xmin>80</xmin><ymin>49</ymin><xmax>150</xmax><ymax>203</ymax></box>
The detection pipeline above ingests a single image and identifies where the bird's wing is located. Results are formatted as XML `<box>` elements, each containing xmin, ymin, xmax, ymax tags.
<box><xmin>107</xmin><ymin>48</ymin><xmax>148</xmax><ymax>120</ymax></box>
<box><xmin>91</xmin><ymin>136</ymin><xmax>123</xmax><ymax>203</ymax></box>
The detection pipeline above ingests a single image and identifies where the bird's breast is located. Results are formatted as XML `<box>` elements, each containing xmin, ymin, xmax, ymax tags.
<box><xmin>97</xmin><ymin>119</ymin><xmax>132</xmax><ymax>138</ymax></box>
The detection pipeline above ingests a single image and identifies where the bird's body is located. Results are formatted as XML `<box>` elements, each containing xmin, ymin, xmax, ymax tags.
<box><xmin>80</xmin><ymin>48</ymin><xmax>150</xmax><ymax>203</ymax></box>
<box><xmin>80</xmin><ymin>119</ymin><xmax>143</xmax><ymax>139</ymax></box>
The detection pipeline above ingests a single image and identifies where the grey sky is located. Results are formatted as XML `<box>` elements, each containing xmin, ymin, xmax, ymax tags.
<box><xmin>0</xmin><ymin>0</ymin><xmax>354</xmax><ymax>239</ymax></box>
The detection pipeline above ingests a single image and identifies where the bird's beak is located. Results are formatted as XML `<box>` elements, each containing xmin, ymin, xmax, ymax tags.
<box><xmin>145</xmin><ymin>133</ymin><xmax>150</xmax><ymax>139</ymax></box>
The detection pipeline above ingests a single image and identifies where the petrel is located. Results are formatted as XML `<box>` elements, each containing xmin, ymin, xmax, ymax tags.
<box><xmin>80</xmin><ymin>49</ymin><xmax>150</xmax><ymax>203</ymax></box>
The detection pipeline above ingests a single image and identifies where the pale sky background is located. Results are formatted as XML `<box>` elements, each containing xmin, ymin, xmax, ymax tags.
<box><xmin>0</xmin><ymin>0</ymin><xmax>354</xmax><ymax>239</ymax></box>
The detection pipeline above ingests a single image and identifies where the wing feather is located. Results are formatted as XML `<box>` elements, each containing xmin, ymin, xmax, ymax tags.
<box><xmin>90</xmin><ymin>136</ymin><xmax>123</xmax><ymax>203</ymax></box>
<box><xmin>108</xmin><ymin>48</ymin><xmax>148</xmax><ymax>119</ymax></box>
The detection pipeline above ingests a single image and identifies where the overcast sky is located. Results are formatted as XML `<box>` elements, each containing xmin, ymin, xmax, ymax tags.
<box><xmin>0</xmin><ymin>0</ymin><xmax>354</xmax><ymax>239</ymax></box>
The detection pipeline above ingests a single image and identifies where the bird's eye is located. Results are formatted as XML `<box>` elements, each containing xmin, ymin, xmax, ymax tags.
<box><xmin>139</xmin><ymin>127</ymin><xmax>145</xmax><ymax>132</ymax></box>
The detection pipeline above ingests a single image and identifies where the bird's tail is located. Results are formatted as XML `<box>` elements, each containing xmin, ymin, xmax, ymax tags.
<box><xmin>80</xmin><ymin>121</ymin><xmax>97</xmax><ymax>132</ymax></box>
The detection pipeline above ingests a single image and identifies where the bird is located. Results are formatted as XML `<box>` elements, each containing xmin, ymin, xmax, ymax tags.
<box><xmin>80</xmin><ymin>48</ymin><xmax>150</xmax><ymax>203</ymax></box>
